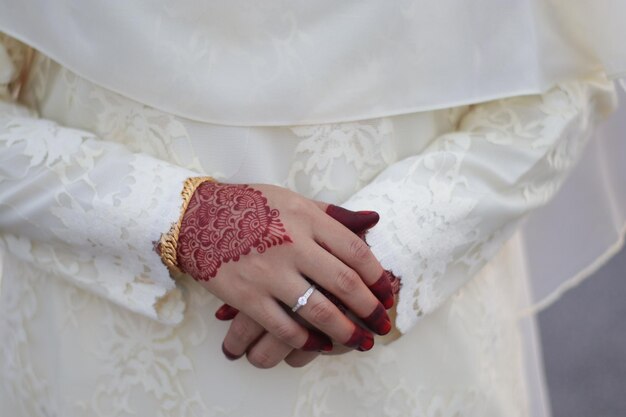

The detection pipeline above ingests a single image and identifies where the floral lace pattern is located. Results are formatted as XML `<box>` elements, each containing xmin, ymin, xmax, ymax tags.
<box><xmin>0</xmin><ymin>253</ymin><xmax>58</xmax><ymax>417</ymax></box>
<box><xmin>0</xmin><ymin>38</ymin><xmax>196</xmax><ymax>324</ymax></box>
<box><xmin>0</xmin><ymin>32</ymin><xmax>617</xmax><ymax>417</ymax></box>
<box><xmin>342</xmin><ymin>75</ymin><xmax>617</xmax><ymax>332</ymax></box>
<box><xmin>293</xmin><ymin>235</ymin><xmax>529</xmax><ymax>417</ymax></box>
<box><xmin>288</xmin><ymin>119</ymin><xmax>396</xmax><ymax>201</ymax></box>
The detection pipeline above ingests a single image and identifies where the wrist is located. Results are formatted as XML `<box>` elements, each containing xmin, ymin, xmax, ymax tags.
<box><xmin>157</xmin><ymin>176</ymin><xmax>216</xmax><ymax>276</ymax></box>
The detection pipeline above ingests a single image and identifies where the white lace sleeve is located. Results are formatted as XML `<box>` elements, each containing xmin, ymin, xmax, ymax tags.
<box><xmin>0</xmin><ymin>36</ymin><xmax>193</xmax><ymax>325</ymax></box>
<box><xmin>342</xmin><ymin>71</ymin><xmax>618</xmax><ymax>334</ymax></box>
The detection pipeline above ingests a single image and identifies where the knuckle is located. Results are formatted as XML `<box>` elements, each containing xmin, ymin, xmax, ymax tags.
<box><xmin>308</xmin><ymin>299</ymin><xmax>334</xmax><ymax>325</ymax></box>
<box><xmin>247</xmin><ymin>350</ymin><xmax>277</xmax><ymax>369</ymax></box>
<box><xmin>286</xmin><ymin>356</ymin><xmax>313</xmax><ymax>368</ymax></box>
<box><xmin>336</xmin><ymin>268</ymin><xmax>360</xmax><ymax>293</ymax></box>
<box><xmin>273</xmin><ymin>323</ymin><xmax>300</xmax><ymax>346</ymax></box>
<box><xmin>255</xmin><ymin>300</ymin><xmax>275</xmax><ymax>324</ymax></box>
<box><xmin>285</xmin><ymin>359</ymin><xmax>301</xmax><ymax>368</ymax></box>
<box><xmin>285</xmin><ymin>197</ymin><xmax>314</xmax><ymax>218</ymax></box>
<box><xmin>230</xmin><ymin>320</ymin><xmax>253</xmax><ymax>342</ymax></box>
<box><xmin>244</xmin><ymin>256</ymin><xmax>272</xmax><ymax>279</ymax></box>
<box><xmin>349</xmin><ymin>238</ymin><xmax>371</xmax><ymax>263</ymax></box>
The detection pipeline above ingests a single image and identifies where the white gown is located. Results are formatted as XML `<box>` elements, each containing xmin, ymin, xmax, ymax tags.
<box><xmin>0</xmin><ymin>32</ymin><xmax>619</xmax><ymax>416</ymax></box>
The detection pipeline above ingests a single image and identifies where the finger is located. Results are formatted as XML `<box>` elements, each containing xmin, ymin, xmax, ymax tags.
<box><xmin>322</xmin><ymin>344</ymin><xmax>353</xmax><ymax>355</ymax></box>
<box><xmin>313</xmin><ymin>284</ymin><xmax>391</xmax><ymax>339</ymax></box>
<box><xmin>313</xmin><ymin>214</ymin><xmax>394</xmax><ymax>308</ymax></box>
<box><xmin>312</xmin><ymin>201</ymin><xmax>393</xmax><ymax>308</ymax></box>
<box><xmin>324</xmin><ymin>204</ymin><xmax>394</xmax><ymax>308</ymax></box>
<box><xmin>311</xmin><ymin>201</ymin><xmax>381</xmax><ymax>235</ymax></box>
<box><xmin>245</xmin><ymin>296</ymin><xmax>333</xmax><ymax>353</ymax></box>
<box><xmin>369</xmin><ymin>270</ymin><xmax>395</xmax><ymax>309</ymax></box>
<box><xmin>311</xmin><ymin>200</ymin><xmax>330</xmax><ymax>212</ymax></box>
<box><xmin>222</xmin><ymin>312</ymin><xmax>265</xmax><ymax>361</ymax></box>
<box><xmin>216</xmin><ymin>304</ymin><xmax>239</xmax><ymax>321</ymax></box>
<box><xmin>246</xmin><ymin>333</ymin><xmax>296</xmax><ymax>369</ymax></box>
<box><xmin>297</xmin><ymin>242</ymin><xmax>391</xmax><ymax>335</ymax></box>
<box><xmin>274</xmin><ymin>278</ymin><xmax>375</xmax><ymax>351</ymax></box>
<box><xmin>284</xmin><ymin>349</ymin><xmax>321</xmax><ymax>368</ymax></box>
<box><xmin>325</xmin><ymin>204</ymin><xmax>380</xmax><ymax>234</ymax></box>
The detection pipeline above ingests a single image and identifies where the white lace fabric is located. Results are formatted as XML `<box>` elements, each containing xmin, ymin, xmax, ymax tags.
<box><xmin>0</xmin><ymin>35</ymin><xmax>195</xmax><ymax>324</ymax></box>
<box><xmin>0</xmin><ymin>33</ymin><xmax>619</xmax><ymax>333</ymax></box>
<box><xmin>0</xmin><ymin>31</ymin><xmax>619</xmax><ymax>417</ymax></box>
<box><xmin>342</xmin><ymin>75</ymin><xmax>618</xmax><ymax>332</ymax></box>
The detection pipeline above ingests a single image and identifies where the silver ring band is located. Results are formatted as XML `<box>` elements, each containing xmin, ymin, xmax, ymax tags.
<box><xmin>291</xmin><ymin>284</ymin><xmax>316</xmax><ymax>312</ymax></box>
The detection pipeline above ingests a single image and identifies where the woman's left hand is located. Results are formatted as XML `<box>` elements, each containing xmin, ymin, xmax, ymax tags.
<box><xmin>215</xmin><ymin>204</ymin><xmax>394</xmax><ymax>368</ymax></box>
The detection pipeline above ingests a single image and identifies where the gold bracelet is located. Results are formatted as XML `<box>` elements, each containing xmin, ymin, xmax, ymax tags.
<box><xmin>159</xmin><ymin>176</ymin><xmax>216</xmax><ymax>275</ymax></box>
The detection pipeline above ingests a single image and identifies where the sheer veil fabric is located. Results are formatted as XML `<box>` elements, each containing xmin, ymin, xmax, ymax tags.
<box><xmin>521</xmin><ymin>84</ymin><xmax>626</xmax><ymax>312</ymax></box>
<box><xmin>0</xmin><ymin>1</ymin><xmax>625</xmax><ymax>125</ymax></box>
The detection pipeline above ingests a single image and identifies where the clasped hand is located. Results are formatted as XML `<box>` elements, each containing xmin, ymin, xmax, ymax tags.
<box><xmin>175</xmin><ymin>181</ymin><xmax>395</xmax><ymax>368</ymax></box>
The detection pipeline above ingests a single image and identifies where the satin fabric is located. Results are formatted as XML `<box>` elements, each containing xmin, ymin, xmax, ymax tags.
<box><xmin>0</xmin><ymin>44</ymin><xmax>546</xmax><ymax>415</ymax></box>
<box><xmin>0</xmin><ymin>0</ymin><xmax>624</xmax><ymax>125</ymax></box>
<box><xmin>0</xmin><ymin>5</ymin><xmax>626</xmax><ymax>416</ymax></box>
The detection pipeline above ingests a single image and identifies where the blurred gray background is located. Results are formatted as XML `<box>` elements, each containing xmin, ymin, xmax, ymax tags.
<box><xmin>538</xmin><ymin>244</ymin><xmax>626</xmax><ymax>417</ymax></box>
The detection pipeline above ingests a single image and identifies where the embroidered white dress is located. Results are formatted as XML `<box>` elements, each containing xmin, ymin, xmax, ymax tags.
<box><xmin>0</xmin><ymin>33</ymin><xmax>619</xmax><ymax>417</ymax></box>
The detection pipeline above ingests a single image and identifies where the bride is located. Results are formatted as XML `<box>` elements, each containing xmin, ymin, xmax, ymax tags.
<box><xmin>1</xmin><ymin>1</ymin><xmax>625</xmax><ymax>416</ymax></box>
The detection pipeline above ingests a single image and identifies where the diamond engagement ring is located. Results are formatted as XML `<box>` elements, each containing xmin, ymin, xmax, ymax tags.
<box><xmin>291</xmin><ymin>284</ymin><xmax>316</xmax><ymax>312</ymax></box>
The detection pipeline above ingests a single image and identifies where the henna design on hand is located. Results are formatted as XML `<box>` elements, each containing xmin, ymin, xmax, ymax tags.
<box><xmin>214</xmin><ymin>204</ymin><xmax>402</xmax><ymax>325</ymax></box>
<box><xmin>177</xmin><ymin>182</ymin><xmax>292</xmax><ymax>281</ymax></box>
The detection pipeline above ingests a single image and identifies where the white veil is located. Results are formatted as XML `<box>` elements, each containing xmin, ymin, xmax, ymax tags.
<box><xmin>1</xmin><ymin>0</ymin><xmax>625</xmax><ymax>125</ymax></box>
<box><xmin>521</xmin><ymin>82</ymin><xmax>626</xmax><ymax>314</ymax></box>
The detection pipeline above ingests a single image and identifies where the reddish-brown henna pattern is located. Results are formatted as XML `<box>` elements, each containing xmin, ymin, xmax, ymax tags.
<box><xmin>177</xmin><ymin>182</ymin><xmax>292</xmax><ymax>281</ymax></box>
<box><xmin>213</xmin><ymin>203</ymin><xmax>395</xmax><ymax>352</ymax></box>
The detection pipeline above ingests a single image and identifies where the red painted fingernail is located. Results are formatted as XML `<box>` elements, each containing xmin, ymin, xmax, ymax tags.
<box><xmin>362</xmin><ymin>303</ymin><xmax>392</xmax><ymax>335</ymax></box>
<box><xmin>345</xmin><ymin>326</ymin><xmax>374</xmax><ymax>351</ymax></box>
<box><xmin>215</xmin><ymin>304</ymin><xmax>239</xmax><ymax>321</ymax></box>
<box><xmin>302</xmin><ymin>331</ymin><xmax>333</xmax><ymax>352</ymax></box>
<box><xmin>380</xmin><ymin>319</ymin><xmax>392</xmax><ymax>335</ymax></box>
<box><xmin>321</xmin><ymin>339</ymin><xmax>334</xmax><ymax>352</ymax></box>
<box><xmin>368</xmin><ymin>271</ymin><xmax>394</xmax><ymax>309</ymax></box>
<box><xmin>358</xmin><ymin>332</ymin><xmax>375</xmax><ymax>352</ymax></box>
<box><xmin>326</xmin><ymin>204</ymin><xmax>380</xmax><ymax>234</ymax></box>
<box><xmin>222</xmin><ymin>343</ymin><xmax>244</xmax><ymax>361</ymax></box>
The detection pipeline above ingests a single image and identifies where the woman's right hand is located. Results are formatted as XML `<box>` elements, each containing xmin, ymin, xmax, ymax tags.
<box><xmin>176</xmin><ymin>181</ymin><xmax>394</xmax><ymax>354</ymax></box>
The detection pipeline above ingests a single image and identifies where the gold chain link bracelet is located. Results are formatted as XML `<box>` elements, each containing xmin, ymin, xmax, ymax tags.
<box><xmin>158</xmin><ymin>176</ymin><xmax>216</xmax><ymax>275</ymax></box>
